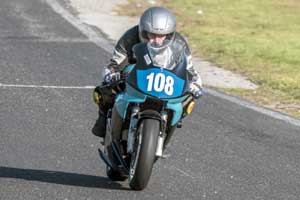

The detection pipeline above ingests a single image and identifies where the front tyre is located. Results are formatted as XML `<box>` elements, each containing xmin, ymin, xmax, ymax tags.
<box><xmin>129</xmin><ymin>118</ymin><xmax>160</xmax><ymax>190</ymax></box>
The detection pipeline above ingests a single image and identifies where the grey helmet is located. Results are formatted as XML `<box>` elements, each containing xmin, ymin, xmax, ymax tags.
<box><xmin>139</xmin><ymin>7</ymin><xmax>176</xmax><ymax>43</ymax></box>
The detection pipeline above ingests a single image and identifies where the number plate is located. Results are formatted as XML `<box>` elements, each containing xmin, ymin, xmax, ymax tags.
<box><xmin>136</xmin><ymin>68</ymin><xmax>185</xmax><ymax>98</ymax></box>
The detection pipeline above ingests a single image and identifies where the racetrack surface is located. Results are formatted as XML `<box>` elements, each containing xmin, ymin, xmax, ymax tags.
<box><xmin>1</xmin><ymin>0</ymin><xmax>300</xmax><ymax>199</ymax></box>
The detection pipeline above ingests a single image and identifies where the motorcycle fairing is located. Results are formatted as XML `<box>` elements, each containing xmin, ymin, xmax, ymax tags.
<box><xmin>115</xmin><ymin>42</ymin><xmax>191</xmax><ymax>126</ymax></box>
<box><xmin>115</xmin><ymin>84</ymin><xmax>188</xmax><ymax>125</ymax></box>
<box><xmin>126</xmin><ymin>43</ymin><xmax>190</xmax><ymax>97</ymax></box>
<box><xmin>136</xmin><ymin>68</ymin><xmax>185</xmax><ymax>98</ymax></box>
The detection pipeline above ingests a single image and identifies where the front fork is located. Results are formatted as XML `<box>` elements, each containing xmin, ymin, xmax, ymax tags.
<box><xmin>127</xmin><ymin>106</ymin><xmax>140</xmax><ymax>153</ymax></box>
<box><xmin>127</xmin><ymin>105</ymin><xmax>168</xmax><ymax>158</ymax></box>
<box><xmin>156</xmin><ymin>111</ymin><xmax>167</xmax><ymax>157</ymax></box>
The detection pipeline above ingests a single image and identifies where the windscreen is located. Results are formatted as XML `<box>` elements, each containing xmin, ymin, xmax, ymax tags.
<box><xmin>147</xmin><ymin>40</ymin><xmax>185</xmax><ymax>70</ymax></box>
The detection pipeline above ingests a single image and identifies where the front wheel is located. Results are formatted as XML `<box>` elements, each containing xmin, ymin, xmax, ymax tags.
<box><xmin>129</xmin><ymin>118</ymin><xmax>160</xmax><ymax>190</ymax></box>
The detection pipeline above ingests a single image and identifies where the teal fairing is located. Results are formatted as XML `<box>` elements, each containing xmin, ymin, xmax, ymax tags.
<box><xmin>114</xmin><ymin>41</ymin><xmax>191</xmax><ymax>126</ymax></box>
<box><xmin>115</xmin><ymin>83</ymin><xmax>189</xmax><ymax>125</ymax></box>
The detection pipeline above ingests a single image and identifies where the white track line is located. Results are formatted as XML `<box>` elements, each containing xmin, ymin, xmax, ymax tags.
<box><xmin>0</xmin><ymin>83</ymin><xmax>94</xmax><ymax>89</ymax></box>
<box><xmin>205</xmin><ymin>88</ymin><xmax>300</xmax><ymax>127</ymax></box>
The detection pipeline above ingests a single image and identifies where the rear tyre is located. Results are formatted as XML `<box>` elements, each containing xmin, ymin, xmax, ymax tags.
<box><xmin>129</xmin><ymin>118</ymin><xmax>160</xmax><ymax>190</ymax></box>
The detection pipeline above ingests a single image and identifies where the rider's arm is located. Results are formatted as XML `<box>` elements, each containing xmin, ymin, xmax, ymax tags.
<box><xmin>103</xmin><ymin>25</ymin><xmax>140</xmax><ymax>79</ymax></box>
<box><xmin>175</xmin><ymin>33</ymin><xmax>203</xmax><ymax>89</ymax></box>
<box><xmin>175</xmin><ymin>33</ymin><xmax>203</xmax><ymax>99</ymax></box>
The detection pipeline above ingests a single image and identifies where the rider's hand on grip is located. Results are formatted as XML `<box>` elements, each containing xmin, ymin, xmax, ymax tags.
<box><xmin>104</xmin><ymin>72</ymin><xmax>121</xmax><ymax>84</ymax></box>
<box><xmin>192</xmin><ymin>89</ymin><xmax>203</xmax><ymax>99</ymax></box>
<box><xmin>189</xmin><ymin>82</ymin><xmax>203</xmax><ymax>99</ymax></box>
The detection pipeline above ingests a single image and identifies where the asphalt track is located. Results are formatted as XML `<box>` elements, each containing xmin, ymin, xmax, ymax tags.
<box><xmin>1</xmin><ymin>0</ymin><xmax>300</xmax><ymax>199</ymax></box>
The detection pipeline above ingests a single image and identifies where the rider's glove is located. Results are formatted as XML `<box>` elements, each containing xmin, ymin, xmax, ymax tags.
<box><xmin>189</xmin><ymin>82</ymin><xmax>203</xmax><ymax>99</ymax></box>
<box><xmin>103</xmin><ymin>71</ymin><xmax>121</xmax><ymax>84</ymax></box>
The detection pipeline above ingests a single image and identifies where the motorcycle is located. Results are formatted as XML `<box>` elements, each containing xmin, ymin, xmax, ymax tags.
<box><xmin>94</xmin><ymin>40</ymin><xmax>200</xmax><ymax>190</ymax></box>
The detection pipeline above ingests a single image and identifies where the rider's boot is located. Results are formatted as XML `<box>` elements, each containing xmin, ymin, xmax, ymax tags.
<box><xmin>92</xmin><ymin>114</ymin><xmax>106</xmax><ymax>138</ymax></box>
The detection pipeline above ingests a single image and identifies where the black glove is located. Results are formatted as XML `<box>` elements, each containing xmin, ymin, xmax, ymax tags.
<box><xmin>189</xmin><ymin>82</ymin><xmax>203</xmax><ymax>99</ymax></box>
<box><xmin>103</xmin><ymin>72</ymin><xmax>121</xmax><ymax>84</ymax></box>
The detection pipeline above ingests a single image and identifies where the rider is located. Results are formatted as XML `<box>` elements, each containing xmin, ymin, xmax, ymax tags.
<box><xmin>92</xmin><ymin>6</ymin><xmax>203</xmax><ymax>138</ymax></box>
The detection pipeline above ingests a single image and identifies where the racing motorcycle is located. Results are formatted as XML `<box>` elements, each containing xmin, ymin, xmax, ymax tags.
<box><xmin>93</xmin><ymin>40</ymin><xmax>201</xmax><ymax>190</ymax></box>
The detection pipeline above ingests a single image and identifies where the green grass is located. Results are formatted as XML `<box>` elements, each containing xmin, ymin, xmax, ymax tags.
<box><xmin>117</xmin><ymin>0</ymin><xmax>300</xmax><ymax>117</ymax></box>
